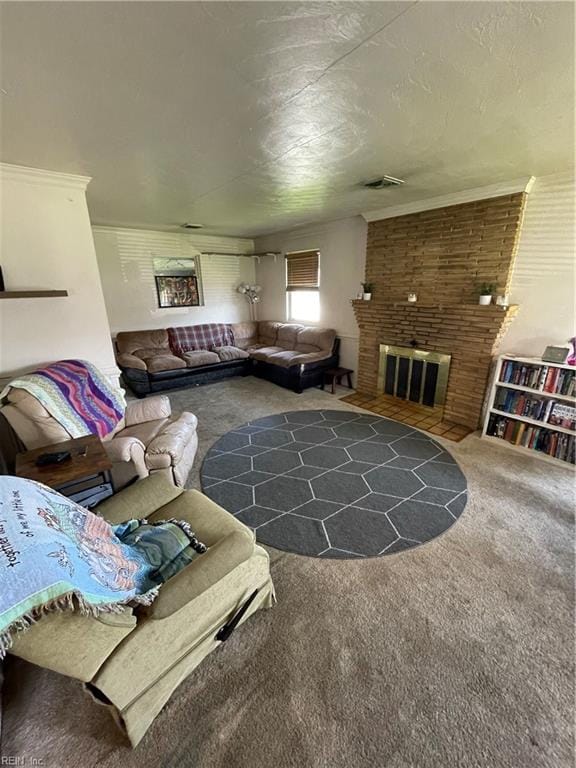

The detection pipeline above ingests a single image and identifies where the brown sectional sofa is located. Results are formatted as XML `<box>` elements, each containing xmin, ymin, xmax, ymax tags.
<box><xmin>116</xmin><ymin>321</ymin><xmax>339</xmax><ymax>397</ymax></box>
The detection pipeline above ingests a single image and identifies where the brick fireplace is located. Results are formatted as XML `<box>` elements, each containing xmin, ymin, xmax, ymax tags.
<box><xmin>352</xmin><ymin>193</ymin><xmax>526</xmax><ymax>430</ymax></box>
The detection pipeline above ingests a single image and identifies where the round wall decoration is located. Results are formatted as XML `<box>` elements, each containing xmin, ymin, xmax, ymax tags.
<box><xmin>200</xmin><ymin>410</ymin><xmax>468</xmax><ymax>559</ymax></box>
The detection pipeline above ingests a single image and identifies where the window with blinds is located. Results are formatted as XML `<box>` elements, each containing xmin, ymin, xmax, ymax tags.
<box><xmin>286</xmin><ymin>250</ymin><xmax>320</xmax><ymax>321</ymax></box>
<box><xmin>286</xmin><ymin>251</ymin><xmax>320</xmax><ymax>291</ymax></box>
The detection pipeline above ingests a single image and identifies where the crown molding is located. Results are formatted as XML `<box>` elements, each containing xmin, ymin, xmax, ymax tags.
<box><xmin>91</xmin><ymin>224</ymin><xmax>254</xmax><ymax>252</ymax></box>
<box><xmin>362</xmin><ymin>177</ymin><xmax>535</xmax><ymax>222</ymax></box>
<box><xmin>0</xmin><ymin>162</ymin><xmax>91</xmax><ymax>190</ymax></box>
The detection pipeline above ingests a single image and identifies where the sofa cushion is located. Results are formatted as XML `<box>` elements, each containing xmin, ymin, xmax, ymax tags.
<box><xmin>249</xmin><ymin>346</ymin><xmax>285</xmax><ymax>362</ymax></box>
<box><xmin>266</xmin><ymin>350</ymin><xmax>301</xmax><ymax>367</ymax></box>
<box><xmin>213</xmin><ymin>346</ymin><xmax>250</xmax><ymax>362</ymax></box>
<box><xmin>133</xmin><ymin>347</ymin><xmax>172</xmax><ymax>361</ymax></box>
<box><xmin>120</xmin><ymin>418</ymin><xmax>169</xmax><ymax>446</ymax></box>
<box><xmin>276</xmin><ymin>323</ymin><xmax>305</xmax><ymax>350</ymax></box>
<box><xmin>231</xmin><ymin>322</ymin><xmax>258</xmax><ymax>350</ymax></box>
<box><xmin>146</xmin><ymin>355</ymin><xmax>187</xmax><ymax>373</ymax></box>
<box><xmin>268</xmin><ymin>350</ymin><xmax>332</xmax><ymax>368</ymax></box>
<box><xmin>168</xmin><ymin>324</ymin><xmax>234</xmax><ymax>355</ymax></box>
<box><xmin>182</xmin><ymin>350</ymin><xmax>220</xmax><ymax>368</ymax></box>
<box><xmin>116</xmin><ymin>330</ymin><xmax>170</xmax><ymax>356</ymax></box>
<box><xmin>256</xmin><ymin>321</ymin><xmax>281</xmax><ymax>346</ymax></box>
<box><xmin>295</xmin><ymin>327</ymin><xmax>336</xmax><ymax>354</ymax></box>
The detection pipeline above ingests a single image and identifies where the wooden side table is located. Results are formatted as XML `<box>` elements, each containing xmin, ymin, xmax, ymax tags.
<box><xmin>16</xmin><ymin>434</ymin><xmax>114</xmax><ymax>509</ymax></box>
<box><xmin>321</xmin><ymin>367</ymin><xmax>354</xmax><ymax>395</ymax></box>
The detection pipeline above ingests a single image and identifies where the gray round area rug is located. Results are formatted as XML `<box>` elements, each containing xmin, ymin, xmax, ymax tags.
<box><xmin>200</xmin><ymin>410</ymin><xmax>468</xmax><ymax>559</ymax></box>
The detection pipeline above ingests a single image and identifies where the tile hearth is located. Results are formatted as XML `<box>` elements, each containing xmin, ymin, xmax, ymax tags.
<box><xmin>340</xmin><ymin>392</ymin><xmax>473</xmax><ymax>442</ymax></box>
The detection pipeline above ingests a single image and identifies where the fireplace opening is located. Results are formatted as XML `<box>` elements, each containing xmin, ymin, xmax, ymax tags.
<box><xmin>378</xmin><ymin>345</ymin><xmax>451</xmax><ymax>408</ymax></box>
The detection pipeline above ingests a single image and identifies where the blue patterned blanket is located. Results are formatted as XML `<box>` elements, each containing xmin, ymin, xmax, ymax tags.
<box><xmin>0</xmin><ymin>477</ymin><xmax>206</xmax><ymax>657</ymax></box>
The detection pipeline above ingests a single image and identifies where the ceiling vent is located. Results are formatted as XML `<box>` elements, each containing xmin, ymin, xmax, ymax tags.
<box><xmin>363</xmin><ymin>175</ymin><xmax>405</xmax><ymax>190</ymax></box>
<box><xmin>180</xmin><ymin>222</ymin><xmax>203</xmax><ymax>230</ymax></box>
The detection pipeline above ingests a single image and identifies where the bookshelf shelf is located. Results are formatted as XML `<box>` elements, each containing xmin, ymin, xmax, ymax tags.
<box><xmin>490</xmin><ymin>408</ymin><xmax>576</xmax><ymax>436</ymax></box>
<box><xmin>482</xmin><ymin>354</ymin><xmax>575</xmax><ymax>466</ymax></box>
<box><xmin>482</xmin><ymin>435</ymin><xmax>574</xmax><ymax>468</ymax></box>
<box><xmin>495</xmin><ymin>381</ymin><xmax>576</xmax><ymax>403</ymax></box>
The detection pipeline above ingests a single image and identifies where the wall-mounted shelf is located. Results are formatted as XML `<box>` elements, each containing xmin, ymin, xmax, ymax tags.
<box><xmin>0</xmin><ymin>290</ymin><xmax>68</xmax><ymax>299</ymax></box>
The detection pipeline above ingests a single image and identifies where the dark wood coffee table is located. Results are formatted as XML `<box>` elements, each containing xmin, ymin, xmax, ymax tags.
<box><xmin>16</xmin><ymin>434</ymin><xmax>114</xmax><ymax>508</ymax></box>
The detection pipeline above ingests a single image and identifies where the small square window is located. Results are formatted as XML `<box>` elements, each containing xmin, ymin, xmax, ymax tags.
<box><xmin>286</xmin><ymin>250</ymin><xmax>320</xmax><ymax>323</ymax></box>
<box><xmin>287</xmin><ymin>290</ymin><xmax>320</xmax><ymax>322</ymax></box>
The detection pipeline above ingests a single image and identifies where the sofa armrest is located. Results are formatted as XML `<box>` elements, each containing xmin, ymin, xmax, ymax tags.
<box><xmin>117</xmin><ymin>352</ymin><xmax>148</xmax><ymax>371</ymax></box>
<box><xmin>96</xmin><ymin>473</ymin><xmax>183</xmax><ymax>524</ymax></box>
<box><xmin>125</xmin><ymin>395</ymin><xmax>171</xmax><ymax>426</ymax></box>
<box><xmin>147</xmin><ymin>529</ymin><xmax>254</xmax><ymax>620</ymax></box>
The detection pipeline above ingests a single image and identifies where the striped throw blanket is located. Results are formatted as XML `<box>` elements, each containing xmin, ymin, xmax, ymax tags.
<box><xmin>0</xmin><ymin>360</ymin><xmax>125</xmax><ymax>439</ymax></box>
<box><xmin>168</xmin><ymin>324</ymin><xmax>234</xmax><ymax>356</ymax></box>
<box><xmin>0</xmin><ymin>477</ymin><xmax>207</xmax><ymax>658</ymax></box>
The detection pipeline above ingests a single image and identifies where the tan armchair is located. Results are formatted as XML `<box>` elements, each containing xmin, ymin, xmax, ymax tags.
<box><xmin>1</xmin><ymin>388</ymin><xmax>198</xmax><ymax>487</ymax></box>
<box><xmin>9</xmin><ymin>475</ymin><xmax>275</xmax><ymax>746</ymax></box>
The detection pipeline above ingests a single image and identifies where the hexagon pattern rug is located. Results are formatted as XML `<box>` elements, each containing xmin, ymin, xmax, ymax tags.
<box><xmin>200</xmin><ymin>410</ymin><xmax>468</xmax><ymax>559</ymax></box>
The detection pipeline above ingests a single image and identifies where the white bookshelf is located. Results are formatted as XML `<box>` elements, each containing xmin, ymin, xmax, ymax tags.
<box><xmin>482</xmin><ymin>354</ymin><xmax>575</xmax><ymax>467</ymax></box>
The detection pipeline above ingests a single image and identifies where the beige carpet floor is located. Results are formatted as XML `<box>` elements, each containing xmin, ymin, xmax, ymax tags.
<box><xmin>2</xmin><ymin>377</ymin><xmax>574</xmax><ymax>768</ymax></box>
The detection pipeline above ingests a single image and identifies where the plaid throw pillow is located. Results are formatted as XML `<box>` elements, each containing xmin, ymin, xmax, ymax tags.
<box><xmin>168</xmin><ymin>324</ymin><xmax>234</xmax><ymax>355</ymax></box>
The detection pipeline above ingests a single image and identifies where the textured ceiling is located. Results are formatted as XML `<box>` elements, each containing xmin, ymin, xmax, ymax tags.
<box><xmin>0</xmin><ymin>1</ymin><xmax>573</xmax><ymax>236</ymax></box>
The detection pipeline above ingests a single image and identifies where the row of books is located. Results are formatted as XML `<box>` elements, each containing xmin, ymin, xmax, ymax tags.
<box><xmin>487</xmin><ymin>415</ymin><xmax>575</xmax><ymax>464</ymax></box>
<box><xmin>494</xmin><ymin>389</ymin><xmax>576</xmax><ymax>430</ymax></box>
<box><xmin>499</xmin><ymin>360</ymin><xmax>575</xmax><ymax>396</ymax></box>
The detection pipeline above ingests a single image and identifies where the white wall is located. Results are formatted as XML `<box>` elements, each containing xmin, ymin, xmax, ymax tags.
<box><xmin>255</xmin><ymin>217</ymin><xmax>367</xmax><ymax>374</ymax></box>
<box><xmin>93</xmin><ymin>227</ymin><xmax>256</xmax><ymax>333</ymax></box>
<box><xmin>501</xmin><ymin>171</ymin><xmax>575</xmax><ymax>355</ymax></box>
<box><xmin>0</xmin><ymin>164</ymin><xmax>117</xmax><ymax>379</ymax></box>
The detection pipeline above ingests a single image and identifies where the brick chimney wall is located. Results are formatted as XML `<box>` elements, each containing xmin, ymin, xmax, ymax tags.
<box><xmin>353</xmin><ymin>193</ymin><xmax>527</xmax><ymax>429</ymax></box>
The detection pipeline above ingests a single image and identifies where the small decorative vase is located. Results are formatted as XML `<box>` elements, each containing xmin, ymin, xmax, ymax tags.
<box><xmin>479</xmin><ymin>294</ymin><xmax>492</xmax><ymax>306</ymax></box>
<box><xmin>407</xmin><ymin>292</ymin><xmax>417</xmax><ymax>303</ymax></box>
<box><xmin>363</xmin><ymin>293</ymin><xmax>372</xmax><ymax>301</ymax></box>
<box><xmin>495</xmin><ymin>295</ymin><xmax>509</xmax><ymax>307</ymax></box>
<box><xmin>567</xmin><ymin>337</ymin><xmax>576</xmax><ymax>366</ymax></box>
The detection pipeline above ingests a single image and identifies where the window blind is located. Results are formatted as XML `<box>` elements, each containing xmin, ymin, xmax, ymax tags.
<box><xmin>286</xmin><ymin>250</ymin><xmax>320</xmax><ymax>291</ymax></box>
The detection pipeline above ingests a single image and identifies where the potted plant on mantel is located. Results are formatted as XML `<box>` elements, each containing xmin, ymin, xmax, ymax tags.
<box><xmin>361</xmin><ymin>282</ymin><xmax>373</xmax><ymax>301</ymax></box>
<box><xmin>478</xmin><ymin>283</ymin><xmax>495</xmax><ymax>306</ymax></box>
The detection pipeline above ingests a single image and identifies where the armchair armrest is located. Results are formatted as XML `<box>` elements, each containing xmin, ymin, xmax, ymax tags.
<box><xmin>102</xmin><ymin>436</ymin><xmax>149</xmax><ymax>488</ymax></box>
<box><xmin>125</xmin><ymin>395</ymin><xmax>171</xmax><ymax>426</ymax></box>
<box><xmin>116</xmin><ymin>352</ymin><xmax>148</xmax><ymax>371</ymax></box>
<box><xmin>104</xmin><ymin>435</ymin><xmax>145</xmax><ymax>464</ymax></box>
<box><xmin>147</xmin><ymin>530</ymin><xmax>254</xmax><ymax>620</ymax></box>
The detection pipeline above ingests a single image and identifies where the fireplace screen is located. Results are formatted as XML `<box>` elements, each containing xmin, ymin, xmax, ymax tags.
<box><xmin>378</xmin><ymin>345</ymin><xmax>451</xmax><ymax>407</ymax></box>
